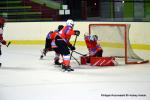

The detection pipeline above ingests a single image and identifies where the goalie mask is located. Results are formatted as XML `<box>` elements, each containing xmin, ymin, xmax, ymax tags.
<box><xmin>90</xmin><ymin>35</ymin><xmax>98</xmax><ymax>41</ymax></box>
<box><xmin>66</xmin><ymin>19</ymin><xmax>74</xmax><ymax>27</ymax></box>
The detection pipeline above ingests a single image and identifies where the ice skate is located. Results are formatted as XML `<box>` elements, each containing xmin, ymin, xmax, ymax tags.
<box><xmin>40</xmin><ymin>49</ymin><xmax>47</xmax><ymax>59</ymax></box>
<box><xmin>54</xmin><ymin>60</ymin><xmax>62</xmax><ymax>65</ymax></box>
<box><xmin>43</xmin><ymin>49</ymin><xmax>47</xmax><ymax>56</ymax></box>
<box><xmin>40</xmin><ymin>55</ymin><xmax>44</xmax><ymax>59</ymax></box>
<box><xmin>62</xmin><ymin>64</ymin><xmax>74</xmax><ymax>72</ymax></box>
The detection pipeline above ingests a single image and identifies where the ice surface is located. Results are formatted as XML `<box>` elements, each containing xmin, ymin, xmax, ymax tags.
<box><xmin>0</xmin><ymin>45</ymin><xmax>150</xmax><ymax>100</ymax></box>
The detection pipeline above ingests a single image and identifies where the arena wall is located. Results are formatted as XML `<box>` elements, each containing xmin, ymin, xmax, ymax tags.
<box><xmin>3</xmin><ymin>21</ymin><xmax>150</xmax><ymax>60</ymax></box>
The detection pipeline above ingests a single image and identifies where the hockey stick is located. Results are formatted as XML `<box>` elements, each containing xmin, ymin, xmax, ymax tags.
<box><xmin>0</xmin><ymin>41</ymin><xmax>11</xmax><ymax>47</ymax></box>
<box><xmin>69</xmin><ymin>35</ymin><xmax>80</xmax><ymax>65</ymax></box>
<box><xmin>73</xmin><ymin>50</ymin><xmax>87</xmax><ymax>56</ymax></box>
<box><xmin>6</xmin><ymin>41</ymin><xmax>11</xmax><ymax>47</ymax></box>
<box><xmin>71</xmin><ymin>55</ymin><xmax>80</xmax><ymax>65</ymax></box>
<box><xmin>70</xmin><ymin>35</ymin><xmax>78</xmax><ymax>60</ymax></box>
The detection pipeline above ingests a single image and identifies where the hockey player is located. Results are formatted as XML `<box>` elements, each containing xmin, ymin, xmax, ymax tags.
<box><xmin>41</xmin><ymin>31</ymin><xmax>53</xmax><ymax>57</ymax></box>
<box><xmin>55</xmin><ymin>19</ymin><xmax>80</xmax><ymax>71</ymax></box>
<box><xmin>41</xmin><ymin>25</ymin><xmax>64</xmax><ymax>57</ymax></box>
<box><xmin>84</xmin><ymin>34</ymin><xmax>103</xmax><ymax>62</ymax></box>
<box><xmin>40</xmin><ymin>25</ymin><xmax>64</xmax><ymax>65</ymax></box>
<box><xmin>0</xmin><ymin>17</ymin><xmax>7</xmax><ymax>66</ymax></box>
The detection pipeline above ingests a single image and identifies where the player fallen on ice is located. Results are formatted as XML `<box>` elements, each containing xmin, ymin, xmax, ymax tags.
<box><xmin>84</xmin><ymin>34</ymin><xmax>103</xmax><ymax>63</ymax></box>
<box><xmin>54</xmin><ymin>19</ymin><xmax>80</xmax><ymax>71</ymax></box>
<box><xmin>41</xmin><ymin>25</ymin><xmax>64</xmax><ymax>65</ymax></box>
<box><xmin>0</xmin><ymin>17</ymin><xmax>8</xmax><ymax>66</ymax></box>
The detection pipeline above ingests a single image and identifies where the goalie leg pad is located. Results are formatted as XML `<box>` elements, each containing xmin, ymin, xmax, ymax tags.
<box><xmin>90</xmin><ymin>57</ymin><xmax>117</xmax><ymax>66</ymax></box>
<box><xmin>80</xmin><ymin>56</ymin><xmax>90</xmax><ymax>65</ymax></box>
<box><xmin>80</xmin><ymin>56</ymin><xmax>87</xmax><ymax>65</ymax></box>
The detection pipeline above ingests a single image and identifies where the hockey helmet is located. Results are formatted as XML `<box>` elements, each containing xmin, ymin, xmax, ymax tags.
<box><xmin>0</xmin><ymin>17</ymin><xmax>5</xmax><ymax>25</ymax></box>
<box><xmin>66</xmin><ymin>19</ymin><xmax>74</xmax><ymax>27</ymax></box>
<box><xmin>58</xmin><ymin>25</ymin><xmax>64</xmax><ymax>31</ymax></box>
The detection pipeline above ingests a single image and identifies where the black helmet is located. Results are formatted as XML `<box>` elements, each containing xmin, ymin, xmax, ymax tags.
<box><xmin>58</xmin><ymin>25</ymin><xmax>64</xmax><ymax>31</ymax></box>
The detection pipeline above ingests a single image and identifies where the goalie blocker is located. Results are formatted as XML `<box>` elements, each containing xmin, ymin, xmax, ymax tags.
<box><xmin>80</xmin><ymin>56</ymin><xmax>117</xmax><ymax>66</ymax></box>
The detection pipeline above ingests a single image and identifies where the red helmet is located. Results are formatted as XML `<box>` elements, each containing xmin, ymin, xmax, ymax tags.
<box><xmin>0</xmin><ymin>17</ymin><xmax>5</xmax><ymax>25</ymax></box>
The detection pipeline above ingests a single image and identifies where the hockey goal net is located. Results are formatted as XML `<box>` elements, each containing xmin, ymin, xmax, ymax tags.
<box><xmin>89</xmin><ymin>23</ymin><xmax>149</xmax><ymax>64</ymax></box>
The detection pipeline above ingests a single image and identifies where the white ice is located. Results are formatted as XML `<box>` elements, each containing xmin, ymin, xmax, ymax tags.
<box><xmin>0</xmin><ymin>45</ymin><xmax>150</xmax><ymax>100</ymax></box>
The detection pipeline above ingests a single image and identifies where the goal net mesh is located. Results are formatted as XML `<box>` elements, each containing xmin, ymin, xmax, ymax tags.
<box><xmin>89</xmin><ymin>24</ymin><xmax>148</xmax><ymax>64</ymax></box>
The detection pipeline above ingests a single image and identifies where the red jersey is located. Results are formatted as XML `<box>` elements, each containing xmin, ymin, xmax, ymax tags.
<box><xmin>58</xmin><ymin>26</ymin><xmax>75</xmax><ymax>43</ymax></box>
<box><xmin>46</xmin><ymin>30</ymin><xmax>59</xmax><ymax>48</ymax></box>
<box><xmin>50</xmin><ymin>31</ymin><xmax>57</xmax><ymax>40</ymax></box>
<box><xmin>46</xmin><ymin>31</ymin><xmax>57</xmax><ymax>39</ymax></box>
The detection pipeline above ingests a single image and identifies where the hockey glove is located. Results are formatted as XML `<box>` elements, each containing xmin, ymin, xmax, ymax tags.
<box><xmin>74</xmin><ymin>30</ymin><xmax>80</xmax><ymax>36</ymax></box>
<box><xmin>1</xmin><ymin>40</ymin><xmax>6</xmax><ymax>45</ymax></box>
<box><xmin>69</xmin><ymin>45</ymin><xmax>75</xmax><ymax>50</ymax></box>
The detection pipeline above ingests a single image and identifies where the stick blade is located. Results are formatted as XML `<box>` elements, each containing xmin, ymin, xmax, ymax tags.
<box><xmin>6</xmin><ymin>41</ymin><xmax>11</xmax><ymax>47</ymax></box>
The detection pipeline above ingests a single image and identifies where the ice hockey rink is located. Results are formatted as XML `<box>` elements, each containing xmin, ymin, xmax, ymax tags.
<box><xmin>0</xmin><ymin>45</ymin><xmax>150</xmax><ymax>100</ymax></box>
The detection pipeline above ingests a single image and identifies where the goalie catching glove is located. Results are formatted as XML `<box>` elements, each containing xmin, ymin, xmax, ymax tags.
<box><xmin>74</xmin><ymin>30</ymin><xmax>80</xmax><ymax>36</ymax></box>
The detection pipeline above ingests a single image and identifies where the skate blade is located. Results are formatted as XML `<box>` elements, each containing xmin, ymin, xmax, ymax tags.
<box><xmin>61</xmin><ymin>69</ymin><xmax>74</xmax><ymax>72</ymax></box>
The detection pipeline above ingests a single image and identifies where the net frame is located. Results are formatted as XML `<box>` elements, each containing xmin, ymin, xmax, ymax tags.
<box><xmin>89</xmin><ymin>23</ymin><xmax>149</xmax><ymax>64</ymax></box>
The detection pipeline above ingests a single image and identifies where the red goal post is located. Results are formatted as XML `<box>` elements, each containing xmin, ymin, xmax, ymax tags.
<box><xmin>89</xmin><ymin>23</ymin><xmax>149</xmax><ymax>64</ymax></box>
